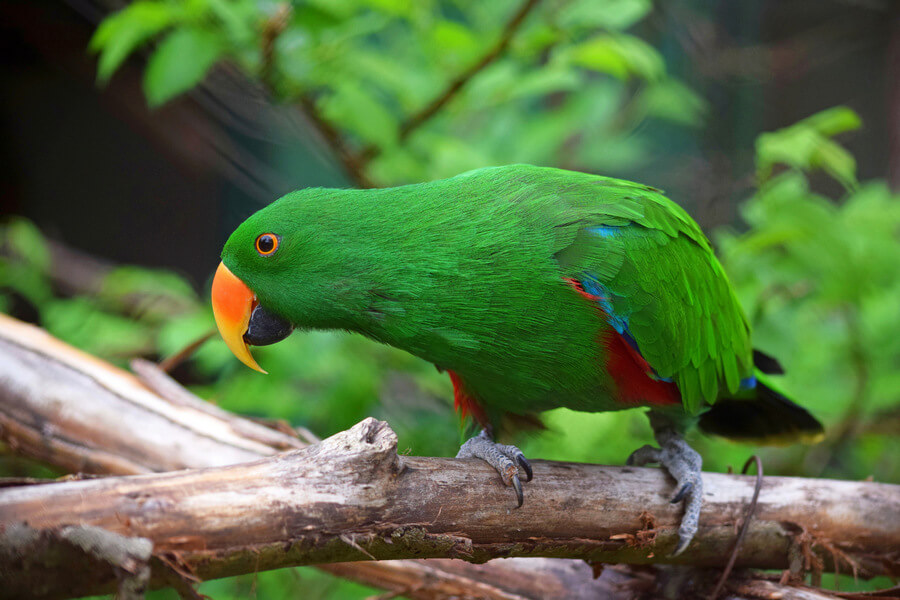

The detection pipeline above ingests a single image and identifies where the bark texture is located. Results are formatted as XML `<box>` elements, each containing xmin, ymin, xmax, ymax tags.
<box><xmin>1</xmin><ymin>314</ymin><xmax>897</xmax><ymax>600</ymax></box>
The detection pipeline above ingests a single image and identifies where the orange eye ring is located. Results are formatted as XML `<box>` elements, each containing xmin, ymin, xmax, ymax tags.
<box><xmin>255</xmin><ymin>233</ymin><xmax>280</xmax><ymax>256</ymax></box>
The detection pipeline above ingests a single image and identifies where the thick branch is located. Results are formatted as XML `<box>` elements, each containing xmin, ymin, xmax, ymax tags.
<box><xmin>0</xmin><ymin>314</ymin><xmax>299</xmax><ymax>475</ymax></box>
<box><xmin>1</xmin><ymin>418</ymin><xmax>898</xmax><ymax>599</ymax></box>
<box><xmin>1</xmin><ymin>314</ymin><xmax>896</xmax><ymax>600</ymax></box>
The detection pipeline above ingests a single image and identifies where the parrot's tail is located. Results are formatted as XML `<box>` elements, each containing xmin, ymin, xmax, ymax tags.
<box><xmin>697</xmin><ymin>378</ymin><xmax>825</xmax><ymax>446</ymax></box>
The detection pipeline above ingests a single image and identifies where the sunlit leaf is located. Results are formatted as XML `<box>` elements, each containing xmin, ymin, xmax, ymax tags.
<box><xmin>558</xmin><ymin>0</ymin><xmax>652</xmax><ymax>31</ymax></box>
<box><xmin>90</xmin><ymin>1</ymin><xmax>177</xmax><ymax>83</ymax></box>
<box><xmin>755</xmin><ymin>106</ymin><xmax>861</xmax><ymax>190</ymax></box>
<box><xmin>144</xmin><ymin>27</ymin><xmax>225</xmax><ymax>106</ymax></box>
<box><xmin>568</xmin><ymin>33</ymin><xmax>665</xmax><ymax>81</ymax></box>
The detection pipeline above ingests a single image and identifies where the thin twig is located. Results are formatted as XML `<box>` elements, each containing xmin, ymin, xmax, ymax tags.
<box><xmin>832</xmin><ymin>585</ymin><xmax>900</xmax><ymax>600</ymax></box>
<box><xmin>261</xmin><ymin>3</ymin><xmax>292</xmax><ymax>91</ymax></box>
<box><xmin>257</xmin><ymin>2</ymin><xmax>373</xmax><ymax>188</ymax></box>
<box><xmin>709</xmin><ymin>455</ymin><xmax>764</xmax><ymax>600</ymax></box>
<box><xmin>158</xmin><ymin>330</ymin><xmax>216</xmax><ymax>373</ymax></box>
<box><xmin>356</xmin><ymin>0</ymin><xmax>542</xmax><ymax>166</ymax></box>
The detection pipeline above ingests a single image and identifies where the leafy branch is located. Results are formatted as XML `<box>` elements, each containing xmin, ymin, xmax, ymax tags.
<box><xmin>355</xmin><ymin>0</ymin><xmax>543</xmax><ymax>167</ymax></box>
<box><xmin>87</xmin><ymin>0</ymin><xmax>698</xmax><ymax>188</ymax></box>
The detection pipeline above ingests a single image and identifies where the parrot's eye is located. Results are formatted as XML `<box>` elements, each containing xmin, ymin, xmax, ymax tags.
<box><xmin>255</xmin><ymin>233</ymin><xmax>279</xmax><ymax>256</ymax></box>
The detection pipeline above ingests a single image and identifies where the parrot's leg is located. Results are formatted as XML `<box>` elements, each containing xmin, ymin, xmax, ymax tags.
<box><xmin>456</xmin><ymin>428</ymin><xmax>533</xmax><ymax>507</ymax></box>
<box><xmin>627</xmin><ymin>413</ymin><xmax>703</xmax><ymax>555</ymax></box>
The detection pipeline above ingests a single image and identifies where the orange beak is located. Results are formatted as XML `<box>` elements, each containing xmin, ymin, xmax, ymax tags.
<box><xmin>211</xmin><ymin>262</ymin><xmax>266</xmax><ymax>373</ymax></box>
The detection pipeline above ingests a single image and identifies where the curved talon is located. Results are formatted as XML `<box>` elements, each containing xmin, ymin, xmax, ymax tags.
<box><xmin>670</xmin><ymin>481</ymin><xmax>692</xmax><ymax>504</ymax></box>
<box><xmin>457</xmin><ymin>430</ymin><xmax>532</xmax><ymax>508</ymax></box>
<box><xmin>511</xmin><ymin>474</ymin><xmax>524</xmax><ymax>507</ymax></box>
<box><xmin>630</xmin><ymin>419</ymin><xmax>704</xmax><ymax>556</ymax></box>
<box><xmin>673</xmin><ymin>536</ymin><xmax>691</xmax><ymax>556</ymax></box>
<box><xmin>517</xmin><ymin>455</ymin><xmax>533</xmax><ymax>482</ymax></box>
<box><xmin>625</xmin><ymin>444</ymin><xmax>659</xmax><ymax>467</ymax></box>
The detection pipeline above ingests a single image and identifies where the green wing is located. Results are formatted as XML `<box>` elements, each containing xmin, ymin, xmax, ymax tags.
<box><xmin>548</xmin><ymin>174</ymin><xmax>753</xmax><ymax>413</ymax></box>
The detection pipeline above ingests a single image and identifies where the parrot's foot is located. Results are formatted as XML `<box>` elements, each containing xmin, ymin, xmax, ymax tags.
<box><xmin>456</xmin><ymin>429</ymin><xmax>533</xmax><ymax>507</ymax></box>
<box><xmin>627</xmin><ymin>428</ymin><xmax>703</xmax><ymax>555</ymax></box>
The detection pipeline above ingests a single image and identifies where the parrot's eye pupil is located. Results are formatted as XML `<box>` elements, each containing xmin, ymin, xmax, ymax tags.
<box><xmin>255</xmin><ymin>233</ymin><xmax>279</xmax><ymax>256</ymax></box>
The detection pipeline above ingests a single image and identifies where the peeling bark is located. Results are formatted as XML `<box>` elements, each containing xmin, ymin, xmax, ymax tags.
<box><xmin>1</xmin><ymin>417</ymin><xmax>898</xmax><ymax>600</ymax></box>
<box><xmin>0</xmin><ymin>314</ymin><xmax>896</xmax><ymax>600</ymax></box>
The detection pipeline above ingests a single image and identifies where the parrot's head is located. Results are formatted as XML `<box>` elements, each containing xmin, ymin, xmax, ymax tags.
<box><xmin>211</xmin><ymin>189</ymin><xmax>368</xmax><ymax>373</ymax></box>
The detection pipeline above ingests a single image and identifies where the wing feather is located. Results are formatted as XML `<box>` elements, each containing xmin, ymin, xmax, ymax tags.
<box><xmin>552</xmin><ymin>178</ymin><xmax>752</xmax><ymax>413</ymax></box>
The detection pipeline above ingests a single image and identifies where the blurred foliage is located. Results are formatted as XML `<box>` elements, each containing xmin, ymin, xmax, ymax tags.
<box><xmin>89</xmin><ymin>0</ymin><xmax>706</xmax><ymax>185</ymax></box>
<box><xmin>3</xmin><ymin>104</ymin><xmax>898</xmax><ymax>595</ymax></box>
<box><xmin>718</xmin><ymin>106</ymin><xmax>900</xmax><ymax>483</ymax></box>
<box><xmin>0</xmin><ymin>0</ymin><xmax>896</xmax><ymax>596</ymax></box>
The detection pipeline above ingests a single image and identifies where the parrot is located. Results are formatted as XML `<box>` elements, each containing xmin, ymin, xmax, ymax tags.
<box><xmin>210</xmin><ymin>164</ymin><xmax>824</xmax><ymax>554</ymax></box>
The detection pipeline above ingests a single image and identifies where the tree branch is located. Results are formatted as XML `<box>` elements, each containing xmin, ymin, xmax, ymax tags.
<box><xmin>2</xmin><ymin>417</ymin><xmax>898</xmax><ymax>599</ymax></box>
<box><xmin>1</xmin><ymin>314</ymin><xmax>897</xmax><ymax>600</ymax></box>
<box><xmin>356</xmin><ymin>0</ymin><xmax>542</xmax><ymax>166</ymax></box>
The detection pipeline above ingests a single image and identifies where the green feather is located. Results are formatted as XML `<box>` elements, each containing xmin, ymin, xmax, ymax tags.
<box><xmin>222</xmin><ymin>165</ymin><xmax>756</xmax><ymax>421</ymax></box>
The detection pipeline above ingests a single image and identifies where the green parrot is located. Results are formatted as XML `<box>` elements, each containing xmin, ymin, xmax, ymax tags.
<box><xmin>211</xmin><ymin>165</ymin><xmax>823</xmax><ymax>554</ymax></box>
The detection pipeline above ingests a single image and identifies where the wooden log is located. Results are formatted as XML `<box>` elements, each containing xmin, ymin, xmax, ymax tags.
<box><xmin>1</xmin><ymin>417</ymin><xmax>898</xmax><ymax>597</ymax></box>
<box><xmin>1</xmin><ymin>314</ymin><xmax>896</xmax><ymax>600</ymax></box>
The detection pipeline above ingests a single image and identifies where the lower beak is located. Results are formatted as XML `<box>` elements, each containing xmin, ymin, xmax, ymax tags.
<box><xmin>211</xmin><ymin>262</ymin><xmax>266</xmax><ymax>373</ymax></box>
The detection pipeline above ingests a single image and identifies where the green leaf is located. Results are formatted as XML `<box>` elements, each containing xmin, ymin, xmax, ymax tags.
<box><xmin>558</xmin><ymin>0</ymin><xmax>652</xmax><ymax>31</ymax></box>
<box><xmin>42</xmin><ymin>298</ymin><xmax>155</xmax><ymax>359</ymax></box>
<box><xmin>634</xmin><ymin>78</ymin><xmax>708</xmax><ymax>127</ymax></box>
<box><xmin>803</xmin><ymin>105</ymin><xmax>862</xmax><ymax>137</ymax></box>
<box><xmin>90</xmin><ymin>1</ymin><xmax>177</xmax><ymax>83</ymax></box>
<box><xmin>0</xmin><ymin>262</ymin><xmax>53</xmax><ymax>309</ymax></box>
<box><xmin>509</xmin><ymin>65</ymin><xmax>583</xmax><ymax>100</ymax></box>
<box><xmin>357</xmin><ymin>0</ymin><xmax>418</xmax><ymax>17</ymax></box>
<box><xmin>4</xmin><ymin>218</ymin><xmax>50</xmax><ymax>273</ymax></box>
<box><xmin>100</xmin><ymin>266</ymin><xmax>198</xmax><ymax>319</ymax></box>
<box><xmin>429</xmin><ymin>20</ymin><xmax>479</xmax><ymax>66</ymax></box>
<box><xmin>568</xmin><ymin>33</ymin><xmax>665</xmax><ymax>81</ymax></box>
<box><xmin>755</xmin><ymin>106</ymin><xmax>861</xmax><ymax>190</ymax></box>
<box><xmin>206</xmin><ymin>0</ymin><xmax>257</xmax><ymax>44</ymax></box>
<box><xmin>144</xmin><ymin>27</ymin><xmax>225</xmax><ymax>107</ymax></box>
<box><xmin>158</xmin><ymin>309</ymin><xmax>230</xmax><ymax>375</ymax></box>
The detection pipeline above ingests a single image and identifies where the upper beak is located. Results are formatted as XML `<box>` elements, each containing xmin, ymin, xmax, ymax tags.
<box><xmin>211</xmin><ymin>262</ymin><xmax>266</xmax><ymax>373</ymax></box>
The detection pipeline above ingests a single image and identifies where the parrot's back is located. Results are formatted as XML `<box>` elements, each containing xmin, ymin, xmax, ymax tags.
<box><xmin>351</xmin><ymin>165</ymin><xmax>818</xmax><ymax>443</ymax></box>
<box><xmin>227</xmin><ymin>164</ymin><xmax>822</xmax><ymax>443</ymax></box>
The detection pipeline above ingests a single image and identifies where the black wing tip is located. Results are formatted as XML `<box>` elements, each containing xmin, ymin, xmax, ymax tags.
<box><xmin>753</xmin><ymin>349</ymin><xmax>785</xmax><ymax>375</ymax></box>
<box><xmin>699</xmin><ymin>381</ymin><xmax>824</xmax><ymax>445</ymax></box>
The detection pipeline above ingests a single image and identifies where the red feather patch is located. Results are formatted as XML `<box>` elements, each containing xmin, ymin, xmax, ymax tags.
<box><xmin>602</xmin><ymin>330</ymin><xmax>680</xmax><ymax>406</ymax></box>
<box><xmin>564</xmin><ymin>278</ymin><xmax>680</xmax><ymax>407</ymax></box>
<box><xmin>448</xmin><ymin>370</ymin><xmax>489</xmax><ymax>426</ymax></box>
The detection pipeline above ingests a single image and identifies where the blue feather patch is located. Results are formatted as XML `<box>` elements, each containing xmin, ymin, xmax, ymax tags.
<box><xmin>589</xmin><ymin>225</ymin><xmax>622</xmax><ymax>238</ymax></box>
<box><xmin>740</xmin><ymin>376</ymin><xmax>757</xmax><ymax>390</ymax></box>
<box><xmin>579</xmin><ymin>272</ymin><xmax>672</xmax><ymax>382</ymax></box>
